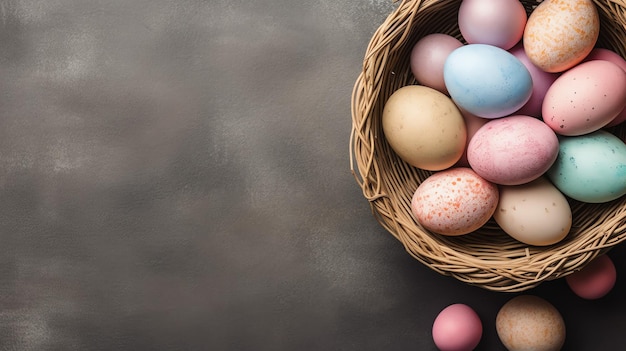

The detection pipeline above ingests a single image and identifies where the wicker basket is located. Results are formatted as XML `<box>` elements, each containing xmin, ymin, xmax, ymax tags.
<box><xmin>350</xmin><ymin>0</ymin><xmax>626</xmax><ymax>292</ymax></box>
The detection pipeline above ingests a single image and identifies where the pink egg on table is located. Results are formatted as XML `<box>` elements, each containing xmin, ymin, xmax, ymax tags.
<box><xmin>583</xmin><ymin>48</ymin><xmax>626</xmax><ymax>127</ymax></box>
<box><xmin>509</xmin><ymin>42</ymin><xmax>560</xmax><ymax>118</ymax></box>
<box><xmin>410</xmin><ymin>33</ymin><xmax>464</xmax><ymax>95</ymax></box>
<box><xmin>458</xmin><ymin>0</ymin><xmax>527</xmax><ymax>50</ymax></box>
<box><xmin>432</xmin><ymin>304</ymin><xmax>482</xmax><ymax>351</ymax></box>
<box><xmin>467</xmin><ymin>115</ymin><xmax>559</xmax><ymax>185</ymax></box>
<box><xmin>566</xmin><ymin>254</ymin><xmax>617</xmax><ymax>299</ymax></box>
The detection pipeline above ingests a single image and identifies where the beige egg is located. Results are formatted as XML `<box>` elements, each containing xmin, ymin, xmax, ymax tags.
<box><xmin>496</xmin><ymin>295</ymin><xmax>566</xmax><ymax>351</ymax></box>
<box><xmin>382</xmin><ymin>85</ymin><xmax>466</xmax><ymax>171</ymax></box>
<box><xmin>523</xmin><ymin>0</ymin><xmax>599</xmax><ymax>72</ymax></box>
<box><xmin>494</xmin><ymin>177</ymin><xmax>572</xmax><ymax>246</ymax></box>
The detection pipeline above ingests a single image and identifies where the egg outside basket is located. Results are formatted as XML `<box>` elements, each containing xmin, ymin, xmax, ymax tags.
<box><xmin>350</xmin><ymin>0</ymin><xmax>626</xmax><ymax>292</ymax></box>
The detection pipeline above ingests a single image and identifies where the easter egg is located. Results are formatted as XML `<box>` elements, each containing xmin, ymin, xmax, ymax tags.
<box><xmin>455</xmin><ymin>108</ymin><xmax>489</xmax><ymax>168</ymax></box>
<box><xmin>458</xmin><ymin>0</ymin><xmax>527</xmax><ymax>50</ymax></box>
<box><xmin>583</xmin><ymin>48</ymin><xmax>626</xmax><ymax>127</ymax></box>
<box><xmin>410</xmin><ymin>33</ymin><xmax>464</xmax><ymax>95</ymax></box>
<box><xmin>566</xmin><ymin>254</ymin><xmax>617</xmax><ymax>300</ymax></box>
<box><xmin>496</xmin><ymin>295</ymin><xmax>566</xmax><ymax>351</ymax></box>
<box><xmin>523</xmin><ymin>0</ymin><xmax>599</xmax><ymax>73</ymax></box>
<box><xmin>494</xmin><ymin>177</ymin><xmax>572</xmax><ymax>246</ymax></box>
<box><xmin>542</xmin><ymin>60</ymin><xmax>626</xmax><ymax>136</ymax></box>
<box><xmin>432</xmin><ymin>304</ymin><xmax>483</xmax><ymax>351</ymax></box>
<box><xmin>444</xmin><ymin>44</ymin><xmax>532</xmax><ymax>118</ymax></box>
<box><xmin>467</xmin><ymin>115</ymin><xmax>559</xmax><ymax>185</ymax></box>
<box><xmin>382</xmin><ymin>85</ymin><xmax>467</xmax><ymax>171</ymax></box>
<box><xmin>411</xmin><ymin>167</ymin><xmax>499</xmax><ymax>236</ymax></box>
<box><xmin>509</xmin><ymin>42</ymin><xmax>560</xmax><ymax>118</ymax></box>
<box><xmin>547</xmin><ymin>130</ymin><xmax>626</xmax><ymax>203</ymax></box>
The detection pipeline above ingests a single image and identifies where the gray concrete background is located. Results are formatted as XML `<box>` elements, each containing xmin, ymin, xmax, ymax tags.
<box><xmin>0</xmin><ymin>0</ymin><xmax>625</xmax><ymax>349</ymax></box>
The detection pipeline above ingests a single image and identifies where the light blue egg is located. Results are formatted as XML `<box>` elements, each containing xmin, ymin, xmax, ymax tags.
<box><xmin>547</xmin><ymin>130</ymin><xmax>626</xmax><ymax>203</ymax></box>
<box><xmin>443</xmin><ymin>44</ymin><xmax>532</xmax><ymax>119</ymax></box>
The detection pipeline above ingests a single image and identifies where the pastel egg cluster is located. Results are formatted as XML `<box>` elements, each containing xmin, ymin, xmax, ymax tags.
<box><xmin>383</xmin><ymin>0</ymin><xmax>626</xmax><ymax>247</ymax></box>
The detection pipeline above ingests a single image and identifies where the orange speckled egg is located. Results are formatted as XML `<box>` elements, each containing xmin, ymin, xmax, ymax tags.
<box><xmin>496</xmin><ymin>295</ymin><xmax>566</xmax><ymax>351</ymax></box>
<box><xmin>523</xmin><ymin>0</ymin><xmax>599</xmax><ymax>73</ymax></box>
<box><xmin>410</xmin><ymin>167</ymin><xmax>499</xmax><ymax>236</ymax></box>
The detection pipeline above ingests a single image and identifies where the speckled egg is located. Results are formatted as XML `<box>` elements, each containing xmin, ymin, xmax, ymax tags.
<box><xmin>583</xmin><ymin>48</ymin><xmax>626</xmax><ymax>127</ymax></box>
<box><xmin>496</xmin><ymin>295</ymin><xmax>566</xmax><ymax>351</ymax></box>
<box><xmin>542</xmin><ymin>60</ymin><xmax>626</xmax><ymax>136</ymax></box>
<box><xmin>547</xmin><ymin>130</ymin><xmax>626</xmax><ymax>203</ymax></box>
<box><xmin>467</xmin><ymin>115</ymin><xmax>559</xmax><ymax>185</ymax></box>
<box><xmin>411</xmin><ymin>167</ymin><xmax>499</xmax><ymax>236</ymax></box>
<box><xmin>523</xmin><ymin>0</ymin><xmax>599</xmax><ymax>73</ymax></box>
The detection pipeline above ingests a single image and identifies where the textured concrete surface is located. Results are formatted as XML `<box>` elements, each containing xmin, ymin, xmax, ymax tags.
<box><xmin>0</xmin><ymin>0</ymin><xmax>625</xmax><ymax>350</ymax></box>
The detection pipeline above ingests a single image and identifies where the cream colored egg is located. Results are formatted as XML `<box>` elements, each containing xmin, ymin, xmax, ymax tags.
<box><xmin>523</xmin><ymin>0</ymin><xmax>599</xmax><ymax>72</ymax></box>
<box><xmin>382</xmin><ymin>85</ymin><xmax>466</xmax><ymax>171</ymax></box>
<box><xmin>494</xmin><ymin>177</ymin><xmax>571</xmax><ymax>246</ymax></box>
<box><xmin>496</xmin><ymin>295</ymin><xmax>566</xmax><ymax>351</ymax></box>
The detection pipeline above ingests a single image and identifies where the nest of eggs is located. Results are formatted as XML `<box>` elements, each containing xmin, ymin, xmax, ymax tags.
<box><xmin>350</xmin><ymin>0</ymin><xmax>626</xmax><ymax>292</ymax></box>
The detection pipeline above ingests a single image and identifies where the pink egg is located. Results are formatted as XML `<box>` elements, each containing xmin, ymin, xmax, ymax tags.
<box><xmin>566</xmin><ymin>254</ymin><xmax>616</xmax><ymax>299</ymax></box>
<box><xmin>583</xmin><ymin>48</ymin><xmax>626</xmax><ymax>127</ymax></box>
<box><xmin>509</xmin><ymin>42</ymin><xmax>560</xmax><ymax>118</ymax></box>
<box><xmin>411</xmin><ymin>167</ymin><xmax>498</xmax><ymax>236</ymax></box>
<box><xmin>432</xmin><ymin>304</ymin><xmax>482</xmax><ymax>351</ymax></box>
<box><xmin>467</xmin><ymin>115</ymin><xmax>559</xmax><ymax>185</ymax></box>
<box><xmin>542</xmin><ymin>59</ymin><xmax>626</xmax><ymax>136</ymax></box>
<box><xmin>410</xmin><ymin>34</ymin><xmax>464</xmax><ymax>95</ymax></box>
<box><xmin>583</xmin><ymin>48</ymin><xmax>626</xmax><ymax>70</ymax></box>
<box><xmin>458</xmin><ymin>0</ymin><xmax>527</xmax><ymax>50</ymax></box>
<box><xmin>455</xmin><ymin>109</ymin><xmax>489</xmax><ymax>167</ymax></box>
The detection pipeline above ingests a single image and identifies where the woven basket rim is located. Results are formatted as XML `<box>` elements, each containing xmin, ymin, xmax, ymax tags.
<box><xmin>350</xmin><ymin>0</ymin><xmax>626</xmax><ymax>292</ymax></box>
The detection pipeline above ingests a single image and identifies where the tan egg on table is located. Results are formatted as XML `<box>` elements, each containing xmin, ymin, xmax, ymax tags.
<box><xmin>496</xmin><ymin>295</ymin><xmax>566</xmax><ymax>351</ymax></box>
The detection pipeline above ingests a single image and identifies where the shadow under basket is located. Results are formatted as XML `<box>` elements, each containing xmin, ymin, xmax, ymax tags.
<box><xmin>350</xmin><ymin>0</ymin><xmax>626</xmax><ymax>292</ymax></box>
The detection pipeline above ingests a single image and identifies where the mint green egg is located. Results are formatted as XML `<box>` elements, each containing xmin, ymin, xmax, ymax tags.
<box><xmin>547</xmin><ymin>130</ymin><xmax>626</xmax><ymax>203</ymax></box>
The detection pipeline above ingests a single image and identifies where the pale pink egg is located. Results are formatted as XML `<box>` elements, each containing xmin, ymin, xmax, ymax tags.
<box><xmin>411</xmin><ymin>167</ymin><xmax>498</xmax><ymax>236</ymax></box>
<box><xmin>467</xmin><ymin>115</ymin><xmax>559</xmax><ymax>185</ymax></box>
<box><xmin>432</xmin><ymin>304</ymin><xmax>482</xmax><ymax>351</ymax></box>
<box><xmin>542</xmin><ymin>60</ymin><xmax>626</xmax><ymax>136</ymax></box>
<box><xmin>566</xmin><ymin>254</ymin><xmax>616</xmax><ymax>299</ymax></box>
<box><xmin>410</xmin><ymin>34</ymin><xmax>464</xmax><ymax>95</ymax></box>
<box><xmin>509</xmin><ymin>42</ymin><xmax>560</xmax><ymax>118</ymax></box>
<box><xmin>583</xmin><ymin>48</ymin><xmax>626</xmax><ymax>127</ymax></box>
<box><xmin>458</xmin><ymin>0</ymin><xmax>527</xmax><ymax>50</ymax></box>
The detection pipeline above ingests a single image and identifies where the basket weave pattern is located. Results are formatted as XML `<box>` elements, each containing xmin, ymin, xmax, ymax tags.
<box><xmin>350</xmin><ymin>0</ymin><xmax>626</xmax><ymax>292</ymax></box>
